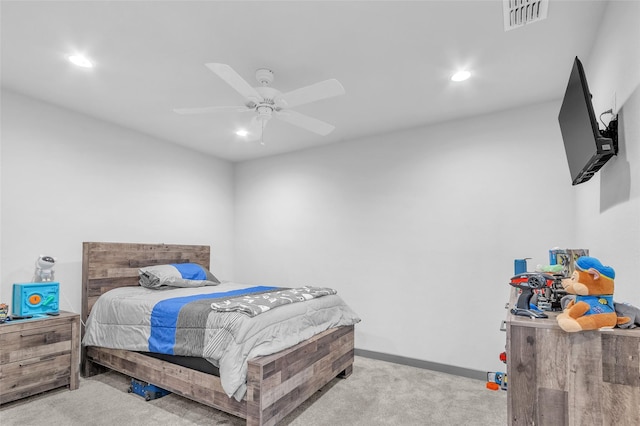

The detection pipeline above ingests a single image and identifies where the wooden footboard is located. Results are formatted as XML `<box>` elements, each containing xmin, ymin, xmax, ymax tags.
<box><xmin>84</xmin><ymin>325</ymin><xmax>354</xmax><ymax>425</ymax></box>
<box><xmin>81</xmin><ymin>242</ymin><xmax>355</xmax><ymax>426</ymax></box>
<box><xmin>246</xmin><ymin>325</ymin><xmax>354</xmax><ymax>426</ymax></box>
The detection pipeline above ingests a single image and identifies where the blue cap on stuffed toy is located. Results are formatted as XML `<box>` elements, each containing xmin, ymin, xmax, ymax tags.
<box><xmin>575</xmin><ymin>256</ymin><xmax>615</xmax><ymax>280</ymax></box>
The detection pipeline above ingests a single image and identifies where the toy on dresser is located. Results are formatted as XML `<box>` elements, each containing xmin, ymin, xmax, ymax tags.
<box><xmin>557</xmin><ymin>256</ymin><xmax>630</xmax><ymax>332</ymax></box>
<box><xmin>33</xmin><ymin>255</ymin><xmax>56</xmax><ymax>282</ymax></box>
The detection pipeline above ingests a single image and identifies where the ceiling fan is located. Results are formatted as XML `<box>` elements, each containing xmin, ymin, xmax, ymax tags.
<box><xmin>174</xmin><ymin>63</ymin><xmax>345</xmax><ymax>142</ymax></box>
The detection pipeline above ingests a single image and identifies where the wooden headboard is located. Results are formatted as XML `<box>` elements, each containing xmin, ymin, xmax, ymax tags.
<box><xmin>81</xmin><ymin>242</ymin><xmax>211</xmax><ymax>327</ymax></box>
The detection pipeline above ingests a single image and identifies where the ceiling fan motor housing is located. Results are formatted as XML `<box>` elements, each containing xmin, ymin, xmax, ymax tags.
<box><xmin>255</xmin><ymin>86</ymin><xmax>283</xmax><ymax>110</ymax></box>
<box><xmin>255</xmin><ymin>68</ymin><xmax>274</xmax><ymax>86</ymax></box>
<box><xmin>256</xmin><ymin>105</ymin><xmax>272</xmax><ymax>120</ymax></box>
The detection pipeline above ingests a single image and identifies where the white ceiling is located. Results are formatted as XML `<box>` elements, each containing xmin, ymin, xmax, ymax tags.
<box><xmin>1</xmin><ymin>1</ymin><xmax>609</xmax><ymax>162</ymax></box>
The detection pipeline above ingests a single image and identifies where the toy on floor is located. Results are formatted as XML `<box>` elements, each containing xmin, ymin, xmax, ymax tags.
<box><xmin>556</xmin><ymin>256</ymin><xmax>630</xmax><ymax>332</ymax></box>
<box><xmin>33</xmin><ymin>255</ymin><xmax>56</xmax><ymax>282</ymax></box>
<box><xmin>486</xmin><ymin>371</ymin><xmax>507</xmax><ymax>391</ymax></box>
<box><xmin>486</xmin><ymin>351</ymin><xmax>508</xmax><ymax>391</ymax></box>
<box><xmin>128</xmin><ymin>379</ymin><xmax>171</xmax><ymax>401</ymax></box>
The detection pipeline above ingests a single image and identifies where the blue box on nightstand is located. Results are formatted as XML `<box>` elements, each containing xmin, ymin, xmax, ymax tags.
<box><xmin>12</xmin><ymin>282</ymin><xmax>60</xmax><ymax>316</ymax></box>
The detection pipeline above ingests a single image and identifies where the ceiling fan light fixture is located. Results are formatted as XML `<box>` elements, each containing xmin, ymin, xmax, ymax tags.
<box><xmin>235</xmin><ymin>129</ymin><xmax>249</xmax><ymax>137</ymax></box>
<box><xmin>68</xmin><ymin>54</ymin><xmax>94</xmax><ymax>68</ymax></box>
<box><xmin>451</xmin><ymin>70</ymin><xmax>471</xmax><ymax>82</ymax></box>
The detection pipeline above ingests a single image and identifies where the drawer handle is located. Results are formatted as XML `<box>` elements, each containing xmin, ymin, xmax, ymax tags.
<box><xmin>20</xmin><ymin>331</ymin><xmax>56</xmax><ymax>343</ymax></box>
<box><xmin>20</xmin><ymin>330</ymin><xmax>50</xmax><ymax>337</ymax></box>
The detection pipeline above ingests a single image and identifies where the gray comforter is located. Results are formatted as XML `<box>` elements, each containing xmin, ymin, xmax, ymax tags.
<box><xmin>82</xmin><ymin>282</ymin><xmax>360</xmax><ymax>400</ymax></box>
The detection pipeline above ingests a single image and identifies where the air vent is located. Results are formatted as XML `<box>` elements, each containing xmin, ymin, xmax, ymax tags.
<box><xmin>503</xmin><ymin>0</ymin><xmax>549</xmax><ymax>31</ymax></box>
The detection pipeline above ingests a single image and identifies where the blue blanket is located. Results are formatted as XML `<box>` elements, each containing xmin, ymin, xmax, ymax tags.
<box><xmin>148</xmin><ymin>286</ymin><xmax>278</xmax><ymax>354</ymax></box>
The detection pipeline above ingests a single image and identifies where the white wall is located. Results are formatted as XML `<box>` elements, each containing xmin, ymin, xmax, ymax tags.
<box><xmin>234</xmin><ymin>0</ymin><xmax>640</xmax><ymax>374</ymax></box>
<box><xmin>0</xmin><ymin>90</ymin><xmax>236</xmax><ymax>314</ymax></box>
<box><xmin>234</xmin><ymin>100</ymin><xmax>576</xmax><ymax>373</ymax></box>
<box><xmin>574</xmin><ymin>0</ymin><xmax>640</xmax><ymax>304</ymax></box>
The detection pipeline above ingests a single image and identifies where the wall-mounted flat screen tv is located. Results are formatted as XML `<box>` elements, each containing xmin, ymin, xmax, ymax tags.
<box><xmin>558</xmin><ymin>56</ymin><xmax>617</xmax><ymax>185</ymax></box>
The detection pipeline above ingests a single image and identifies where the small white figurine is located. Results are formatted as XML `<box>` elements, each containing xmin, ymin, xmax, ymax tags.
<box><xmin>34</xmin><ymin>255</ymin><xmax>56</xmax><ymax>282</ymax></box>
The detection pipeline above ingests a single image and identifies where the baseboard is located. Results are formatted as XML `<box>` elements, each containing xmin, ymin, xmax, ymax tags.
<box><xmin>354</xmin><ymin>348</ymin><xmax>486</xmax><ymax>381</ymax></box>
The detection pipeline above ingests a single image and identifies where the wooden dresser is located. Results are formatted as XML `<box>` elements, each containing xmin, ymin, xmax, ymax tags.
<box><xmin>0</xmin><ymin>311</ymin><xmax>80</xmax><ymax>404</ymax></box>
<box><xmin>506</xmin><ymin>293</ymin><xmax>640</xmax><ymax>425</ymax></box>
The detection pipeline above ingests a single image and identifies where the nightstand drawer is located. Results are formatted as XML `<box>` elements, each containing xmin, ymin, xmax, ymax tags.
<box><xmin>0</xmin><ymin>353</ymin><xmax>72</xmax><ymax>402</ymax></box>
<box><xmin>0</xmin><ymin>323</ymin><xmax>72</xmax><ymax>364</ymax></box>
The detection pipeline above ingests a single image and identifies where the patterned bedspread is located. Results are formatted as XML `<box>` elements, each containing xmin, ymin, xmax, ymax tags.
<box><xmin>210</xmin><ymin>286</ymin><xmax>337</xmax><ymax>317</ymax></box>
<box><xmin>82</xmin><ymin>282</ymin><xmax>360</xmax><ymax>400</ymax></box>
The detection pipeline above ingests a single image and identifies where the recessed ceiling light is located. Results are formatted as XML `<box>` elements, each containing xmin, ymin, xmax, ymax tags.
<box><xmin>236</xmin><ymin>129</ymin><xmax>249</xmax><ymax>137</ymax></box>
<box><xmin>451</xmin><ymin>70</ymin><xmax>471</xmax><ymax>82</ymax></box>
<box><xmin>68</xmin><ymin>54</ymin><xmax>94</xmax><ymax>68</ymax></box>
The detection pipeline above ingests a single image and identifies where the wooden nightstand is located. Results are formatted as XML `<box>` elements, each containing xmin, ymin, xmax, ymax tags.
<box><xmin>505</xmin><ymin>288</ymin><xmax>640</xmax><ymax>424</ymax></box>
<box><xmin>0</xmin><ymin>311</ymin><xmax>80</xmax><ymax>404</ymax></box>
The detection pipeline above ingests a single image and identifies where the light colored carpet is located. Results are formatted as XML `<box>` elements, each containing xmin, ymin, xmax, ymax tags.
<box><xmin>0</xmin><ymin>356</ymin><xmax>507</xmax><ymax>425</ymax></box>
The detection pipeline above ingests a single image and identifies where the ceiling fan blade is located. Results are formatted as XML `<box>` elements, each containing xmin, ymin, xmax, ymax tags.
<box><xmin>275</xmin><ymin>110</ymin><xmax>336</xmax><ymax>136</ymax></box>
<box><xmin>280</xmin><ymin>79</ymin><xmax>345</xmax><ymax>109</ymax></box>
<box><xmin>173</xmin><ymin>105</ymin><xmax>250</xmax><ymax>115</ymax></box>
<box><xmin>205</xmin><ymin>63</ymin><xmax>262</xmax><ymax>101</ymax></box>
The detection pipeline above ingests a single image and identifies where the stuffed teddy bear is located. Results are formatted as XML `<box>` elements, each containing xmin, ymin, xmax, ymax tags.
<box><xmin>556</xmin><ymin>256</ymin><xmax>629</xmax><ymax>332</ymax></box>
<box><xmin>33</xmin><ymin>255</ymin><xmax>56</xmax><ymax>282</ymax></box>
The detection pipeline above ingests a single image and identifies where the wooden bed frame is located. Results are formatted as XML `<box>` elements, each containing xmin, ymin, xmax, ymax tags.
<box><xmin>81</xmin><ymin>242</ymin><xmax>355</xmax><ymax>426</ymax></box>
